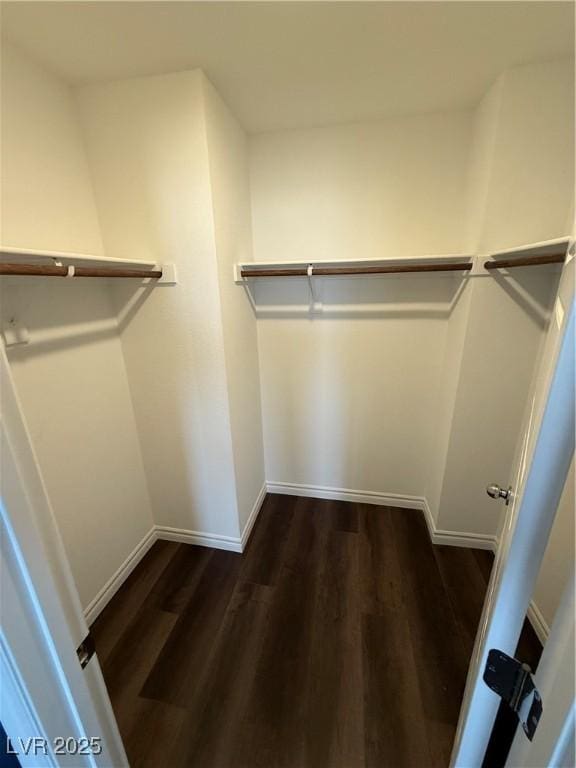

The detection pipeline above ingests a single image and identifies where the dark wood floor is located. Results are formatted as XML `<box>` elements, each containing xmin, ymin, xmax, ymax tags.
<box><xmin>92</xmin><ymin>495</ymin><xmax>539</xmax><ymax>768</ymax></box>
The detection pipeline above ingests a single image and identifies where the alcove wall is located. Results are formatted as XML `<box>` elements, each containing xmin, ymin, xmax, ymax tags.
<box><xmin>0</xmin><ymin>41</ymin><xmax>154</xmax><ymax>612</ymax></box>
<box><xmin>77</xmin><ymin>69</ymin><xmax>264</xmax><ymax>548</ymax></box>
<box><xmin>248</xmin><ymin>57</ymin><xmax>574</xmax><ymax>636</ymax></box>
<box><xmin>249</xmin><ymin>59</ymin><xmax>572</xmax><ymax>545</ymax></box>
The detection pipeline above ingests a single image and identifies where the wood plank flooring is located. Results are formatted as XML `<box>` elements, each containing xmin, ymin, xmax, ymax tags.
<box><xmin>91</xmin><ymin>495</ymin><xmax>538</xmax><ymax>768</ymax></box>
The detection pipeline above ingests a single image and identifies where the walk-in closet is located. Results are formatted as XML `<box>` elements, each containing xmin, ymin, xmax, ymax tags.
<box><xmin>1</xmin><ymin>3</ymin><xmax>574</xmax><ymax>767</ymax></box>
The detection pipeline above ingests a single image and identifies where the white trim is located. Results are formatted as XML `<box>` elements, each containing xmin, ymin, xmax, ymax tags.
<box><xmin>508</xmin><ymin>571</ymin><xmax>574</xmax><ymax>767</ymax></box>
<box><xmin>431</xmin><ymin>528</ymin><xmax>497</xmax><ymax>551</ymax></box>
<box><xmin>423</xmin><ymin>496</ymin><xmax>497</xmax><ymax>550</ymax></box>
<box><xmin>527</xmin><ymin>599</ymin><xmax>550</xmax><ymax>644</ymax></box>
<box><xmin>241</xmin><ymin>483</ymin><xmax>267</xmax><ymax>549</ymax></box>
<box><xmin>0</xmin><ymin>244</ymin><xmax>156</xmax><ymax>269</ymax></box>
<box><xmin>83</xmin><ymin>525</ymin><xmax>242</xmax><ymax>625</ymax></box>
<box><xmin>83</xmin><ymin>483</ymin><xmax>547</xmax><ymax>646</ymax></box>
<box><xmin>0</xmin><ymin>632</ymin><xmax>56</xmax><ymax>768</ymax></box>
<box><xmin>420</xmin><ymin>495</ymin><xmax>437</xmax><ymax>538</ymax></box>
<box><xmin>266</xmin><ymin>480</ymin><xmax>425</xmax><ymax>510</ymax></box>
<box><xmin>155</xmin><ymin>526</ymin><xmax>242</xmax><ymax>553</ymax></box>
<box><xmin>82</xmin><ymin>485</ymin><xmax>269</xmax><ymax>622</ymax></box>
<box><xmin>83</xmin><ymin>527</ymin><xmax>156</xmax><ymax>625</ymax></box>
<box><xmin>267</xmin><ymin>481</ymin><xmax>552</xmax><ymax>647</ymax></box>
<box><xmin>267</xmin><ymin>481</ymin><xmax>497</xmax><ymax>550</ymax></box>
<box><xmin>489</xmin><ymin>236</ymin><xmax>570</xmax><ymax>259</ymax></box>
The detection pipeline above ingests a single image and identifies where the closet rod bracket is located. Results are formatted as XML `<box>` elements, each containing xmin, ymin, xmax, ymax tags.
<box><xmin>307</xmin><ymin>264</ymin><xmax>323</xmax><ymax>313</ymax></box>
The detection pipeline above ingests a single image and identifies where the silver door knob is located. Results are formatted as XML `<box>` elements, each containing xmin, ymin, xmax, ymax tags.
<box><xmin>486</xmin><ymin>483</ymin><xmax>512</xmax><ymax>505</ymax></box>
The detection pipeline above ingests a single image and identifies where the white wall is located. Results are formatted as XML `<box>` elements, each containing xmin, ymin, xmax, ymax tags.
<box><xmin>250</xmin><ymin>111</ymin><xmax>473</xmax><ymax>498</ymax></box>
<box><xmin>464</xmin><ymin>76</ymin><xmax>504</xmax><ymax>253</ymax></box>
<box><xmin>0</xmin><ymin>42</ymin><xmax>154</xmax><ymax>609</ymax></box>
<box><xmin>1</xmin><ymin>42</ymin><xmax>103</xmax><ymax>255</ymax></box>
<box><xmin>249</xmin><ymin>60</ymin><xmax>574</xmax><ymax>644</ymax></box>
<box><xmin>257</xmin><ymin>275</ymin><xmax>458</xmax><ymax>497</ymax></box>
<box><xmin>76</xmin><ymin>71</ymin><xmax>243</xmax><ymax>540</ymax></box>
<box><xmin>202</xmin><ymin>76</ymin><xmax>265</xmax><ymax>531</ymax></box>
<box><xmin>427</xmin><ymin>58</ymin><xmax>575</xmax><ymax>643</ymax></box>
<box><xmin>477</xmin><ymin>58</ymin><xmax>574</xmax><ymax>253</ymax></box>
<box><xmin>431</xmin><ymin>57</ymin><xmax>573</xmax><ymax>538</ymax></box>
<box><xmin>250</xmin><ymin>112</ymin><xmax>473</xmax><ymax>262</ymax></box>
<box><xmin>425</xmin><ymin>281</ymin><xmax>473</xmax><ymax>524</ymax></box>
<box><xmin>434</xmin><ymin>270</ymin><xmax>559</xmax><ymax>538</ymax></box>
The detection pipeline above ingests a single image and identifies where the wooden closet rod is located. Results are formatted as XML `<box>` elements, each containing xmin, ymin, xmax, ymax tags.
<box><xmin>485</xmin><ymin>253</ymin><xmax>566</xmax><ymax>270</ymax></box>
<box><xmin>0</xmin><ymin>263</ymin><xmax>163</xmax><ymax>279</ymax></box>
<box><xmin>241</xmin><ymin>262</ymin><xmax>472</xmax><ymax>278</ymax></box>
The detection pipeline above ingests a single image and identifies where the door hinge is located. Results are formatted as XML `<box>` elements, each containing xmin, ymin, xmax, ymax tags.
<box><xmin>76</xmin><ymin>632</ymin><xmax>96</xmax><ymax>670</ymax></box>
<box><xmin>483</xmin><ymin>649</ymin><xmax>543</xmax><ymax>741</ymax></box>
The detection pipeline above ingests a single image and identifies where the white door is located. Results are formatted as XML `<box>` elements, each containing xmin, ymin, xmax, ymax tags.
<box><xmin>0</xmin><ymin>343</ymin><xmax>127</xmax><ymax>767</ymax></box>
<box><xmin>506</xmin><ymin>567</ymin><xmax>575</xmax><ymax>768</ymax></box>
<box><xmin>451</xmin><ymin>251</ymin><xmax>575</xmax><ymax>767</ymax></box>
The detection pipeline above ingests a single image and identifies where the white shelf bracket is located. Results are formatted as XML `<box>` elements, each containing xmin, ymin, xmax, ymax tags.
<box><xmin>2</xmin><ymin>317</ymin><xmax>29</xmax><ymax>348</ymax></box>
<box><xmin>156</xmin><ymin>263</ymin><xmax>178</xmax><ymax>285</ymax></box>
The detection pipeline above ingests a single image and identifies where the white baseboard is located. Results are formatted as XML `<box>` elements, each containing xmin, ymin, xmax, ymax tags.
<box><xmin>156</xmin><ymin>526</ymin><xmax>243</xmax><ymax>553</ymax></box>
<box><xmin>268</xmin><ymin>481</ymin><xmax>497</xmax><ymax>550</ymax></box>
<box><xmin>422</xmin><ymin>498</ymin><xmax>548</xmax><ymax>641</ymax></box>
<box><xmin>156</xmin><ymin>483</ymin><xmax>269</xmax><ymax>554</ymax></box>
<box><xmin>84</xmin><ymin>483</ymin><xmax>549</xmax><ymax>645</ymax></box>
<box><xmin>432</xmin><ymin>528</ymin><xmax>498</xmax><ymax>550</ymax></box>
<box><xmin>527</xmin><ymin>599</ymin><xmax>550</xmax><ymax>644</ymax></box>
<box><xmin>267</xmin><ymin>481</ymin><xmax>548</xmax><ymax>644</ymax></box>
<box><xmin>84</xmin><ymin>524</ymin><xmax>242</xmax><ymax>624</ymax></box>
<box><xmin>84</xmin><ymin>485</ymin><xmax>269</xmax><ymax>622</ymax></box>
<box><xmin>84</xmin><ymin>524</ymin><xmax>244</xmax><ymax>622</ymax></box>
<box><xmin>241</xmin><ymin>482</ymin><xmax>267</xmax><ymax>549</ymax></box>
<box><xmin>266</xmin><ymin>481</ymin><xmax>425</xmax><ymax>510</ymax></box>
<box><xmin>84</xmin><ymin>526</ymin><xmax>157</xmax><ymax>624</ymax></box>
<box><xmin>421</xmin><ymin>496</ymin><xmax>497</xmax><ymax>550</ymax></box>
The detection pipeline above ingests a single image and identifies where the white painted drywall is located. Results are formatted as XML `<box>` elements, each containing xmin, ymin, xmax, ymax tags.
<box><xmin>249</xmin><ymin>61</ymin><xmax>573</xmax><ymax>646</ymax></box>
<box><xmin>256</xmin><ymin>275</ymin><xmax>458</xmax><ymax>497</ymax></box>
<box><xmin>202</xmin><ymin>75</ymin><xmax>265</xmax><ymax>531</ymax></box>
<box><xmin>464</xmin><ymin>76</ymin><xmax>504</xmax><ymax>253</ymax></box>
<box><xmin>426</xmin><ymin>59</ymin><xmax>574</xmax><ymax>641</ymax></box>
<box><xmin>478</xmin><ymin>58</ymin><xmax>574</xmax><ymax>253</ymax></box>
<box><xmin>435</xmin><ymin>270</ymin><xmax>559</xmax><ymax>537</ymax></box>
<box><xmin>0</xmin><ymin>42</ymin><xmax>154</xmax><ymax>609</ymax></box>
<box><xmin>1</xmin><ymin>42</ymin><xmax>103</xmax><ymax>255</ymax></box>
<box><xmin>425</xmin><ymin>280</ymin><xmax>473</xmax><ymax>525</ymax></box>
<box><xmin>2</xmin><ymin>281</ymin><xmax>155</xmax><ymax>610</ymax></box>
<box><xmin>426</xmin><ymin>83</ymin><xmax>506</xmax><ymax>525</ymax></box>
<box><xmin>76</xmin><ymin>70</ymin><xmax>242</xmax><ymax>539</ymax></box>
<box><xmin>249</xmin><ymin>112</ymin><xmax>473</xmax><ymax>262</ymax></box>
<box><xmin>430</xmin><ymin>58</ymin><xmax>573</xmax><ymax>538</ymax></box>
<box><xmin>250</xmin><ymin>111</ymin><xmax>473</xmax><ymax>497</ymax></box>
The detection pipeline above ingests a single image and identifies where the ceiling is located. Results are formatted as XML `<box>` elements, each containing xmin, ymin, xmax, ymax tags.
<box><xmin>2</xmin><ymin>1</ymin><xmax>574</xmax><ymax>133</ymax></box>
